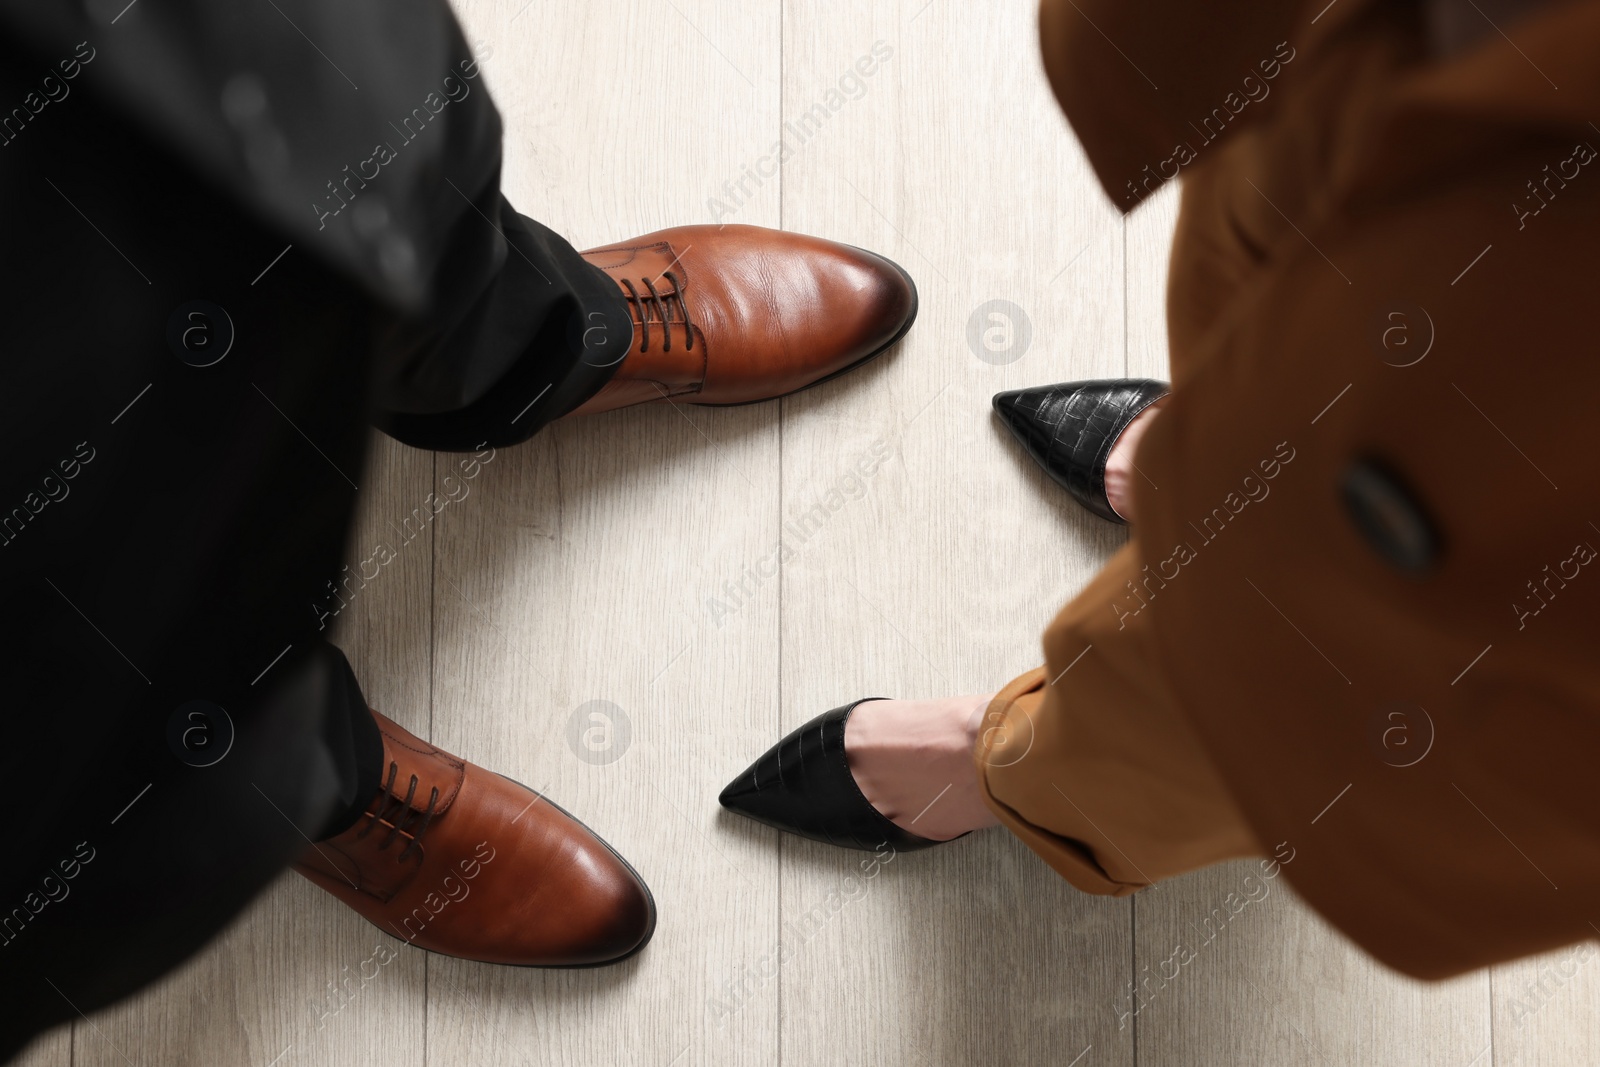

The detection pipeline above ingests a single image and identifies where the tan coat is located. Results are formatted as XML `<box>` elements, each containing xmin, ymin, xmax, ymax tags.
<box><xmin>977</xmin><ymin>0</ymin><xmax>1600</xmax><ymax>980</ymax></box>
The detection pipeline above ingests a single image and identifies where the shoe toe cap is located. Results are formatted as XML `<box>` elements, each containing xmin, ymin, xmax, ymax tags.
<box><xmin>740</xmin><ymin>230</ymin><xmax>918</xmax><ymax>379</ymax></box>
<box><xmin>672</xmin><ymin>225</ymin><xmax>919</xmax><ymax>394</ymax></box>
<box><xmin>482</xmin><ymin>775</ymin><xmax>657</xmax><ymax>966</ymax></box>
<box><xmin>560</xmin><ymin>860</ymin><xmax>655</xmax><ymax>964</ymax></box>
<box><xmin>827</xmin><ymin>243</ymin><xmax>918</xmax><ymax>359</ymax></box>
<box><xmin>532</xmin><ymin>829</ymin><xmax>657</xmax><ymax>966</ymax></box>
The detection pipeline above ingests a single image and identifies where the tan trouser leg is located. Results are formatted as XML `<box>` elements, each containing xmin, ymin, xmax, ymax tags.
<box><xmin>974</xmin><ymin>543</ymin><xmax>1262</xmax><ymax>894</ymax></box>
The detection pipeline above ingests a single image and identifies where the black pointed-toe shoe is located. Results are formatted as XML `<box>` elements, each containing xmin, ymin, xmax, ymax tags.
<box><xmin>719</xmin><ymin>699</ymin><xmax>951</xmax><ymax>852</ymax></box>
<box><xmin>992</xmin><ymin>378</ymin><xmax>1170</xmax><ymax>524</ymax></box>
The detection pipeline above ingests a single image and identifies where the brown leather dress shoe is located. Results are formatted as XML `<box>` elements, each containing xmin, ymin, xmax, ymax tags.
<box><xmin>566</xmin><ymin>224</ymin><xmax>917</xmax><ymax>415</ymax></box>
<box><xmin>293</xmin><ymin>709</ymin><xmax>655</xmax><ymax>967</ymax></box>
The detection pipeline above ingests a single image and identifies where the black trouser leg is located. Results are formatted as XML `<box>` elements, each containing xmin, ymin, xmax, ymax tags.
<box><xmin>314</xmin><ymin>645</ymin><xmax>388</xmax><ymax>840</ymax></box>
<box><xmin>375</xmin><ymin>195</ymin><xmax>632</xmax><ymax>452</ymax></box>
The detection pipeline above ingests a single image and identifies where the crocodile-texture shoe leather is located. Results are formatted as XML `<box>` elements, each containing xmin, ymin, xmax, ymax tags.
<box><xmin>992</xmin><ymin>378</ymin><xmax>1170</xmax><ymax>523</ymax></box>
<box><xmin>719</xmin><ymin>699</ymin><xmax>952</xmax><ymax>853</ymax></box>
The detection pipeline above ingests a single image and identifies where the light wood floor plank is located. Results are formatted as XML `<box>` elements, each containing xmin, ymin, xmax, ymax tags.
<box><xmin>1131</xmin><ymin>864</ymin><xmax>1491</xmax><ymax>1066</ymax></box>
<box><xmin>423</xmin><ymin>2</ymin><xmax>782</xmax><ymax>1067</ymax></box>
<box><xmin>1492</xmin><ymin>945</ymin><xmax>1600</xmax><ymax>1066</ymax></box>
<box><xmin>8</xmin><ymin>1026</ymin><xmax>69</xmax><ymax>1067</ymax></box>
<box><xmin>775</xmin><ymin>2</ymin><xmax>1131</xmax><ymax>1065</ymax></box>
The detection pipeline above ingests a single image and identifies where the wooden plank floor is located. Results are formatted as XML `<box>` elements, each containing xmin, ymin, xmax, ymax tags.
<box><xmin>21</xmin><ymin>1</ymin><xmax>1599</xmax><ymax>1065</ymax></box>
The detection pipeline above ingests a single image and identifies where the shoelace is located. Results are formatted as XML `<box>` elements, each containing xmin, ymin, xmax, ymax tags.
<box><xmin>617</xmin><ymin>271</ymin><xmax>694</xmax><ymax>354</ymax></box>
<box><xmin>356</xmin><ymin>760</ymin><xmax>439</xmax><ymax>862</ymax></box>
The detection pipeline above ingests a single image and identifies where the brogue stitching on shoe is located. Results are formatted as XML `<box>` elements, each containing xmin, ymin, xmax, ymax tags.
<box><xmin>375</xmin><ymin>723</ymin><xmax>465</xmax><ymax>814</ymax></box>
<box><xmin>312</xmin><ymin>839</ymin><xmax>367</xmax><ymax>893</ymax></box>
<box><xmin>586</xmin><ymin>240</ymin><xmax>693</xmax><ymax>288</ymax></box>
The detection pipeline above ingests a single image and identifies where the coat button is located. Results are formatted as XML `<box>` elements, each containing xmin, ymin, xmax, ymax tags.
<box><xmin>1341</xmin><ymin>458</ymin><xmax>1440</xmax><ymax>574</ymax></box>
